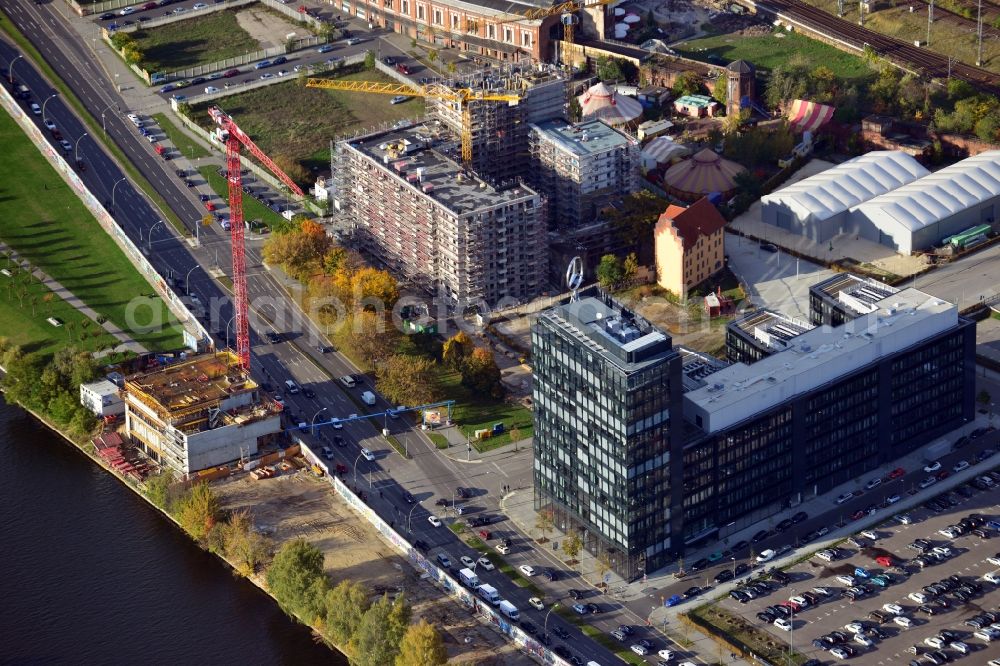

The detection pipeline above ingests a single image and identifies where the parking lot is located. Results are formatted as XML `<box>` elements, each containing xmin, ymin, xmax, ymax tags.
<box><xmin>713</xmin><ymin>467</ymin><xmax>1000</xmax><ymax>665</ymax></box>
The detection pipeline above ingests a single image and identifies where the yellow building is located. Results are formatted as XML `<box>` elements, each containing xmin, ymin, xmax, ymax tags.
<box><xmin>653</xmin><ymin>197</ymin><xmax>727</xmax><ymax>297</ymax></box>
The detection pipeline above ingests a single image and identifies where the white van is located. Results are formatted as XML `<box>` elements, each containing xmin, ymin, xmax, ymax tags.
<box><xmin>984</xmin><ymin>570</ymin><xmax>1000</xmax><ymax>584</ymax></box>
<box><xmin>284</xmin><ymin>379</ymin><xmax>300</xmax><ymax>394</ymax></box>
<box><xmin>498</xmin><ymin>600</ymin><xmax>519</xmax><ymax>621</ymax></box>
<box><xmin>361</xmin><ymin>390</ymin><xmax>376</xmax><ymax>405</ymax></box>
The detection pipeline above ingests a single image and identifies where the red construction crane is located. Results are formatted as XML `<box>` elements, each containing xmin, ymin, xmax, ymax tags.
<box><xmin>208</xmin><ymin>106</ymin><xmax>304</xmax><ymax>370</ymax></box>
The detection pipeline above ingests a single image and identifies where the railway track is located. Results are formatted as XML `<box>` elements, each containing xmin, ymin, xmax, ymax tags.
<box><xmin>748</xmin><ymin>0</ymin><xmax>1000</xmax><ymax>93</ymax></box>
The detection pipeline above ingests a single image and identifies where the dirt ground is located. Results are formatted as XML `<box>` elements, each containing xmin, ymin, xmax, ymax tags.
<box><xmin>234</xmin><ymin>5</ymin><xmax>310</xmax><ymax>49</ymax></box>
<box><xmin>214</xmin><ymin>466</ymin><xmax>530</xmax><ymax>665</ymax></box>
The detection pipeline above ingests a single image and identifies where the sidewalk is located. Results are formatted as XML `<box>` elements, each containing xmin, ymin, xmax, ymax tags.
<box><xmin>0</xmin><ymin>243</ymin><xmax>146</xmax><ymax>356</ymax></box>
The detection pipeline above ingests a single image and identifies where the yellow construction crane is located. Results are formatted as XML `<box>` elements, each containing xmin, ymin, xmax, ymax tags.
<box><xmin>305</xmin><ymin>78</ymin><xmax>521</xmax><ymax>165</ymax></box>
<box><xmin>494</xmin><ymin>0</ymin><xmax>617</xmax><ymax>43</ymax></box>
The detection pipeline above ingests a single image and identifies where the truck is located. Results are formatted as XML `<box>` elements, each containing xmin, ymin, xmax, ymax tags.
<box><xmin>458</xmin><ymin>568</ymin><xmax>480</xmax><ymax>589</ymax></box>
<box><xmin>477</xmin><ymin>583</ymin><xmax>500</xmax><ymax>605</ymax></box>
<box><xmin>498</xmin><ymin>600</ymin><xmax>520</xmax><ymax>621</ymax></box>
<box><xmin>361</xmin><ymin>390</ymin><xmax>376</xmax><ymax>406</ymax></box>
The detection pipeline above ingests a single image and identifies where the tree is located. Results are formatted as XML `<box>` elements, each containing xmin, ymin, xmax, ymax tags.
<box><xmin>567</xmin><ymin>95</ymin><xmax>582</xmax><ymax>122</ymax></box>
<box><xmin>263</xmin><ymin>218</ymin><xmax>332</xmax><ymax>281</ymax></box>
<box><xmin>596</xmin><ymin>55</ymin><xmax>623</xmax><ymax>82</ymax></box>
<box><xmin>672</xmin><ymin>71</ymin><xmax>701</xmax><ymax>97</ymax></box>
<box><xmin>427</xmin><ymin>49</ymin><xmax>438</xmax><ymax>64</ymax></box>
<box><xmin>364</xmin><ymin>50</ymin><xmax>376</xmax><ymax>70</ymax></box>
<box><xmin>219</xmin><ymin>508</ymin><xmax>271</xmax><ymax>576</ymax></box>
<box><xmin>712</xmin><ymin>75</ymin><xmax>728</xmax><ymax>105</ymax></box>
<box><xmin>978</xmin><ymin>390</ymin><xmax>992</xmax><ymax>409</ymax></box>
<box><xmin>346</xmin><ymin>311</ymin><xmax>400</xmax><ymax>369</ymax></box>
<box><xmin>446</xmin><ymin>61</ymin><xmax>456</xmax><ymax>75</ymax></box>
<box><xmin>144</xmin><ymin>469</ymin><xmax>177</xmax><ymax>510</ymax></box>
<box><xmin>596</xmin><ymin>551</ymin><xmax>613</xmax><ymax>587</ymax></box>
<box><xmin>508</xmin><ymin>426</ymin><xmax>522</xmax><ymax>453</ymax></box>
<box><xmin>266</xmin><ymin>539</ymin><xmax>328</xmax><ymax>622</ymax></box>
<box><xmin>563</xmin><ymin>531</ymin><xmax>582</xmax><ymax>560</ymax></box>
<box><xmin>596</xmin><ymin>254</ymin><xmax>623</xmax><ymax>290</ymax></box>
<box><xmin>324</xmin><ymin>580</ymin><xmax>372</xmax><ymax>646</ymax></box>
<box><xmin>175</xmin><ymin>482</ymin><xmax>221</xmax><ymax>541</ymax></box>
<box><xmin>460</xmin><ymin>347</ymin><xmax>503</xmax><ymax>399</ymax></box>
<box><xmin>622</xmin><ymin>252</ymin><xmax>639</xmax><ymax>284</ymax></box>
<box><xmin>352</xmin><ymin>266</ymin><xmax>399</xmax><ymax>309</ymax></box>
<box><xmin>350</xmin><ymin>593</ymin><xmax>410</xmax><ymax>666</ymax></box>
<box><xmin>395</xmin><ymin>619</ymin><xmax>447</xmax><ymax>666</ymax></box>
<box><xmin>535</xmin><ymin>507</ymin><xmax>554</xmax><ymax>541</ymax></box>
<box><xmin>376</xmin><ymin>354</ymin><xmax>441</xmax><ymax>407</ymax></box>
<box><xmin>442</xmin><ymin>331</ymin><xmax>473</xmax><ymax>368</ymax></box>
<box><xmin>272</xmin><ymin>153</ymin><xmax>310</xmax><ymax>187</ymax></box>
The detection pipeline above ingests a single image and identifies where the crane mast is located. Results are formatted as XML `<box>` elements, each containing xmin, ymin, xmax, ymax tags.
<box><xmin>208</xmin><ymin>106</ymin><xmax>305</xmax><ymax>370</ymax></box>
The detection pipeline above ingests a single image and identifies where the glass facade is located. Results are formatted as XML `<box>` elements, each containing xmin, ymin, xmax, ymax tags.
<box><xmin>532</xmin><ymin>299</ymin><xmax>682</xmax><ymax>580</ymax></box>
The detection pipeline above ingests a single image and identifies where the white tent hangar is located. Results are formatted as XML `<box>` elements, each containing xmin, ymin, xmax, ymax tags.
<box><xmin>761</xmin><ymin>151</ymin><xmax>929</xmax><ymax>243</ymax></box>
<box><xmin>850</xmin><ymin>150</ymin><xmax>1000</xmax><ymax>254</ymax></box>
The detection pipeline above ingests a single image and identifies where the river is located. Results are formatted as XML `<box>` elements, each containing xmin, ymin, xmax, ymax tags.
<box><xmin>0</xmin><ymin>395</ymin><xmax>344</xmax><ymax>665</ymax></box>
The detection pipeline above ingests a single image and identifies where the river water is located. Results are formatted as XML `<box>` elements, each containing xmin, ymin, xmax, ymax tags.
<box><xmin>0</xmin><ymin>395</ymin><xmax>344</xmax><ymax>666</ymax></box>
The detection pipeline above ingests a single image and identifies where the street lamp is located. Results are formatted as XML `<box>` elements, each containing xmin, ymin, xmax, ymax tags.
<box><xmin>41</xmin><ymin>93</ymin><xmax>58</xmax><ymax>123</ymax></box>
<box><xmin>74</xmin><ymin>133</ymin><xmax>88</xmax><ymax>163</ymax></box>
<box><xmin>111</xmin><ymin>177</ymin><xmax>127</xmax><ymax>209</ymax></box>
<box><xmin>9</xmin><ymin>54</ymin><xmax>23</xmax><ymax>83</ymax></box>
<box><xmin>147</xmin><ymin>220</ymin><xmax>165</xmax><ymax>251</ymax></box>
<box><xmin>353</xmin><ymin>451</ymin><xmax>364</xmax><ymax>486</ymax></box>
<box><xmin>407</xmin><ymin>503</ymin><xmax>419</xmax><ymax>533</ymax></box>
<box><xmin>788</xmin><ymin>589</ymin><xmax>796</xmax><ymax>665</ymax></box>
<box><xmin>184</xmin><ymin>266</ymin><xmax>197</xmax><ymax>295</ymax></box>
<box><xmin>225</xmin><ymin>314</ymin><xmax>236</xmax><ymax>348</ymax></box>
<box><xmin>543</xmin><ymin>602</ymin><xmax>560</xmax><ymax>637</ymax></box>
<box><xmin>100</xmin><ymin>102</ymin><xmax>118</xmax><ymax>135</ymax></box>
<box><xmin>732</xmin><ymin>557</ymin><xmax>736</xmax><ymax>579</ymax></box>
<box><xmin>311</xmin><ymin>407</ymin><xmax>327</xmax><ymax>436</ymax></box>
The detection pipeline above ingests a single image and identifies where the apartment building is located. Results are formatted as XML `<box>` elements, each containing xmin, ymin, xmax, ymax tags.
<box><xmin>426</xmin><ymin>66</ymin><xmax>567</xmax><ymax>183</ymax></box>
<box><xmin>528</xmin><ymin>118</ymin><xmax>639</xmax><ymax>228</ymax></box>
<box><xmin>123</xmin><ymin>351</ymin><xmax>281</xmax><ymax>478</ymax></box>
<box><xmin>338</xmin><ymin>123</ymin><xmax>547</xmax><ymax>305</ymax></box>
<box><xmin>653</xmin><ymin>197</ymin><xmax>726</xmax><ymax>298</ymax></box>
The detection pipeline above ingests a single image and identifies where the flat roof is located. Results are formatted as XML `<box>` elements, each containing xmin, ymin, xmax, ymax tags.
<box><xmin>531</xmin><ymin>119</ymin><xmax>636</xmax><ymax>157</ymax></box>
<box><xmin>731</xmin><ymin>309</ymin><xmax>814</xmax><ymax>352</ymax></box>
<box><xmin>677</xmin><ymin>346</ymin><xmax>729</xmax><ymax>393</ymax></box>
<box><xmin>82</xmin><ymin>379</ymin><xmax>121</xmax><ymax>397</ymax></box>
<box><xmin>540</xmin><ymin>296</ymin><xmax>675</xmax><ymax>373</ymax></box>
<box><xmin>347</xmin><ymin>124</ymin><xmax>538</xmax><ymax>215</ymax></box>
<box><xmin>674</xmin><ymin>95</ymin><xmax>716</xmax><ymax>108</ymax></box>
<box><xmin>811</xmin><ymin>273</ymin><xmax>899</xmax><ymax>318</ymax></box>
<box><xmin>125</xmin><ymin>351</ymin><xmax>256</xmax><ymax>413</ymax></box>
<box><xmin>686</xmin><ymin>287</ymin><xmax>959</xmax><ymax>433</ymax></box>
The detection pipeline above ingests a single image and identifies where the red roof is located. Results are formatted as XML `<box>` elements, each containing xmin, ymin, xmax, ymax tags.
<box><xmin>93</xmin><ymin>431</ymin><xmax>124</xmax><ymax>450</ymax></box>
<box><xmin>655</xmin><ymin>197</ymin><xmax>727</xmax><ymax>250</ymax></box>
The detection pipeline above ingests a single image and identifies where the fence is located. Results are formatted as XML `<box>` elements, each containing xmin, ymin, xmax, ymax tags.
<box><xmin>0</xmin><ymin>82</ymin><xmax>210</xmax><ymax>351</ymax></box>
<box><xmin>296</xmin><ymin>440</ymin><xmax>572</xmax><ymax>666</ymax></box>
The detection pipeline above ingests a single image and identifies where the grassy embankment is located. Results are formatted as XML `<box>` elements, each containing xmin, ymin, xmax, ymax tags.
<box><xmin>0</xmin><ymin>110</ymin><xmax>183</xmax><ymax>355</ymax></box>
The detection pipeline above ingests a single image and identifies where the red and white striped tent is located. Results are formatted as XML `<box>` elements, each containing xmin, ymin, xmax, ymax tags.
<box><xmin>578</xmin><ymin>82</ymin><xmax>643</xmax><ymax>127</ymax></box>
<box><xmin>787</xmin><ymin>99</ymin><xmax>835</xmax><ymax>133</ymax></box>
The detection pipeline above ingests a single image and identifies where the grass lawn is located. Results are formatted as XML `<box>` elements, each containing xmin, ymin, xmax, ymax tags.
<box><xmin>674</xmin><ymin>29</ymin><xmax>870</xmax><ymax>80</ymax></box>
<box><xmin>0</xmin><ymin>268</ymin><xmax>118</xmax><ymax>357</ymax></box>
<box><xmin>133</xmin><ymin>10</ymin><xmax>261</xmax><ymax>74</ymax></box>
<box><xmin>0</xmin><ymin>111</ymin><xmax>183</xmax><ymax>353</ymax></box>
<box><xmin>197</xmin><ymin>165</ymin><xmax>287</xmax><ymax>228</ymax></box>
<box><xmin>189</xmin><ymin>69</ymin><xmax>424</xmax><ymax>177</ymax></box>
<box><xmin>428</xmin><ymin>432</ymin><xmax>449</xmax><ymax>449</ymax></box>
<box><xmin>437</xmin><ymin>368</ymin><xmax>534</xmax><ymax>453</ymax></box>
<box><xmin>152</xmin><ymin>113</ymin><xmax>211</xmax><ymax>160</ymax></box>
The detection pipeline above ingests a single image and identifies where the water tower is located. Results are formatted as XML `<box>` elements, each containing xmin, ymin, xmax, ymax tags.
<box><xmin>725</xmin><ymin>60</ymin><xmax>756</xmax><ymax>118</ymax></box>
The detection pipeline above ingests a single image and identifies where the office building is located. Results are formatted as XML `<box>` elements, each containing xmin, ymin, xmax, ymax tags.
<box><xmin>808</xmin><ymin>273</ymin><xmax>900</xmax><ymax>328</ymax></box>
<box><xmin>337</xmin><ymin>122</ymin><xmax>547</xmax><ymax>305</ymax></box>
<box><xmin>532</xmin><ymin>294</ymin><xmax>684</xmax><ymax>579</ymax></box>
<box><xmin>123</xmin><ymin>351</ymin><xmax>281</xmax><ymax>477</ymax></box>
<box><xmin>532</xmin><ymin>277</ymin><xmax>975</xmax><ymax>567</ymax></box>
<box><xmin>724</xmin><ymin>309</ymin><xmax>814</xmax><ymax>364</ymax></box>
<box><xmin>682</xmin><ymin>284</ymin><xmax>975</xmax><ymax>545</ymax></box>
<box><xmin>528</xmin><ymin>118</ymin><xmax>639</xmax><ymax>229</ymax></box>
<box><xmin>80</xmin><ymin>379</ymin><xmax>125</xmax><ymax>418</ymax></box>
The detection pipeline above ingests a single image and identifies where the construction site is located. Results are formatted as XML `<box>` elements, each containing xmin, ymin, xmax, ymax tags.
<box><xmin>123</xmin><ymin>351</ymin><xmax>282</xmax><ymax>477</ymax></box>
<box><xmin>324</xmin><ymin>64</ymin><xmax>572</xmax><ymax>306</ymax></box>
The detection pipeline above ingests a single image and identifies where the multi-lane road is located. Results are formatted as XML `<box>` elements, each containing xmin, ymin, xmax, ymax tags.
<box><xmin>0</xmin><ymin>2</ymin><xmax>630</xmax><ymax>662</ymax></box>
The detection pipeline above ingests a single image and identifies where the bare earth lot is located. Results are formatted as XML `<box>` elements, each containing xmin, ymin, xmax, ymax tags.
<box><xmin>214</xmin><ymin>467</ymin><xmax>529</xmax><ymax>665</ymax></box>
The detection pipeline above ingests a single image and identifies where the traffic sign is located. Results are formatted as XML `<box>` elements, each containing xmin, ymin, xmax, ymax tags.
<box><xmin>202</xmin><ymin>214</ymin><xmax>213</xmax><ymax>226</ymax></box>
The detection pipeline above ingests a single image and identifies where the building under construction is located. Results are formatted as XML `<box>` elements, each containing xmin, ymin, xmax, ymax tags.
<box><xmin>338</xmin><ymin>122</ymin><xmax>548</xmax><ymax>306</ymax></box>
<box><xmin>425</xmin><ymin>64</ymin><xmax>567</xmax><ymax>183</ymax></box>
<box><xmin>123</xmin><ymin>351</ymin><xmax>281</xmax><ymax>477</ymax></box>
